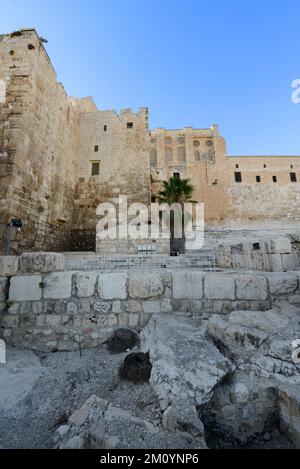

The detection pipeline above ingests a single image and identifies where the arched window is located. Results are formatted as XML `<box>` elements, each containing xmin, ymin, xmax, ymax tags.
<box><xmin>165</xmin><ymin>147</ymin><xmax>173</xmax><ymax>163</ymax></box>
<box><xmin>150</xmin><ymin>148</ymin><xmax>157</xmax><ymax>166</ymax></box>
<box><xmin>177</xmin><ymin>147</ymin><xmax>186</xmax><ymax>163</ymax></box>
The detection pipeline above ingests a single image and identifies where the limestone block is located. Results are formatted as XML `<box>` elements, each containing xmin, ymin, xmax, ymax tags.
<box><xmin>0</xmin><ymin>256</ymin><xmax>19</xmax><ymax>276</ymax></box>
<box><xmin>128</xmin><ymin>313</ymin><xmax>140</xmax><ymax>327</ymax></box>
<box><xmin>44</xmin><ymin>272</ymin><xmax>73</xmax><ymax>300</ymax></box>
<box><xmin>142</xmin><ymin>301</ymin><xmax>161</xmax><ymax>314</ymax></box>
<box><xmin>19</xmin><ymin>253</ymin><xmax>65</xmax><ymax>274</ymax></box>
<box><xmin>93</xmin><ymin>302</ymin><xmax>111</xmax><ymax>314</ymax></box>
<box><xmin>172</xmin><ymin>271</ymin><xmax>203</xmax><ymax>299</ymax></box>
<box><xmin>204</xmin><ymin>274</ymin><xmax>235</xmax><ymax>300</ymax></box>
<box><xmin>9</xmin><ymin>275</ymin><xmax>42</xmax><ymax>302</ymax></box>
<box><xmin>161</xmin><ymin>299</ymin><xmax>172</xmax><ymax>313</ymax></box>
<box><xmin>69</xmin><ymin>395</ymin><xmax>109</xmax><ymax>426</ymax></box>
<box><xmin>75</xmin><ymin>272</ymin><xmax>97</xmax><ymax>298</ymax></box>
<box><xmin>269</xmin><ymin>254</ymin><xmax>283</xmax><ymax>272</ymax></box>
<box><xmin>269</xmin><ymin>238</ymin><xmax>292</xmax><ymax>255</ymax></box>
<box><xmin>266</xmin><ymin>273</ymin><xmax>298</xmax><ymax>296</ymax></box>
<box><xmin>124</xmin><ymin>300</ymin><xmax>141</xmax><ymax>313</ymax></box>
<box><xmin>235</xmin><ymin>274</ymin><xmax>268</xmax><ymax>301</ymax></box>
<box><xmin>282</xmin><ymin>254</ymin><xmax>299</xmax><ymax>272</ymax></box>
<box><xmin>98</xmin><ymin>273</ymin><xmax>127</xmax><ymax>300</ymax></box>
<box><xmin>0</xmin><ymin>277</ymin><xmax>9</xmax><ymax>302</ymax></box>
<box><xmin>128</xmin><ymin>274</ymin><xmax>164</xmax><ymax>299</ymax></box>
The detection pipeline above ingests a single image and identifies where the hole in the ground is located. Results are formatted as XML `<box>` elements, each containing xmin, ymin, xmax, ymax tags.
<box><xmin>106</xmin><ymin>328</ymin><xmax>139</xmax><ymax>354</ymax></box>
<box><xmin>119</xmin><ymin>352</ymin><xmax>152</xmax><ymax>384</ymax></box>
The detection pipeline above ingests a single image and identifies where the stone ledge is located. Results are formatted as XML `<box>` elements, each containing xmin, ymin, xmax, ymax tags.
<box><xmin>19</xmin><ymin>253</ymin><xmax>65</xmax><ymax>274</ymax></box>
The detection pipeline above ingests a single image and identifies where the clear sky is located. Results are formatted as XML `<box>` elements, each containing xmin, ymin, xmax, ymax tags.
<box><xmin>1</xmin><ymin>0</ymin><xmax>300</xmax><ymax>155</ymax></box>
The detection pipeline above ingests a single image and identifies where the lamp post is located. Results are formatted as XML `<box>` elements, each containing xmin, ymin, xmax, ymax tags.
<box><xmin>5</xmin><ymin>219</ymin><xmax>22</xmax><ymax>256</ymax></box>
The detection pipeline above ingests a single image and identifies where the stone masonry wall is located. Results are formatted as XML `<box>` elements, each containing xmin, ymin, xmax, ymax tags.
<box><xmin>72</xmin><ymin>108</ymin><xmax>151</xmax><ymax>251</ymax></box>
<box><xmin>1</xmin><ymin>253</ymin><xmax>300</xmax><ymax>351</ymax></box>
<box><xmin>0</xmin><ymin>29</ymin><xmax>96</xmax><ymax>254</ymax></box>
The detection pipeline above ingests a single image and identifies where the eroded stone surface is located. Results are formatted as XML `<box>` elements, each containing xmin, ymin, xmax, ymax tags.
<box><xmin>140</xmin><ymin>314</ymin><xmax>233</xmax><ymax>406</ymax></box>
<box><xmin>19</xmin><ymin>253</ymin><xmax>65</xmax><ymax>274</ymax></box>
<box><xmin>128</xmin><ymin>274</ymin><xmax>164</xmax><ymax>299</ymax></box>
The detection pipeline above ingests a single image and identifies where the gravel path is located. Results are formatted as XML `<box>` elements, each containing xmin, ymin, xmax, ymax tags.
<box><xmin>0</xmin><ymin>346</ymin><xmax>160</xmax><ymax>449</ymax></box>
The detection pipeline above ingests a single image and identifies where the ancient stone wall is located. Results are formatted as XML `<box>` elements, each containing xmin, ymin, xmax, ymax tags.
<box><xmin>226</xmin><ymin>155</ymin><xmax>300</xmax><ymax>220</ymax></box>
<box><xmin>0</xmin><ymin>29</ymin><xmax>95</xmax><ymax>254</ymax></box>
<box><xmin>1</xmin><ymin>253</ymin><xmax>300</xmax><ymax>351</ymax></box>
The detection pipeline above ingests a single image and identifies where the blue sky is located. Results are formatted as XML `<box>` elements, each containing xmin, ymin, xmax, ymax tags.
<box><xmin>1</xmin><ymin>0</ymin><xmax>300</xmax><ymax>155</ymax></box>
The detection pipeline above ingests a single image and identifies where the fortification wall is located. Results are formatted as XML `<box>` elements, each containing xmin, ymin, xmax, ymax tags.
<box><xmin>0</xmin><ymin>29</ymin><xmax>95</xmax><ymax>254</ymax></box>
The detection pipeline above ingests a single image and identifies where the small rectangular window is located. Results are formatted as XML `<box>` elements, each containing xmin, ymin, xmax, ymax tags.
<box><xmin>234</xmin><ymin>172</ymin><xmax>242</xmax><ymax>183</ymax></box>
<box><xmin>264</xmin><ymin>164</ymin><xmax>267</xmax><ymax>168</ymax></box>
<box><xmin>236</xmin><ymin>164</ymin><xmax>239</xmax><ymax>169</ymax></box>
<box><xmin>273</xmin><ymin>176</ymin><xmax>277</xmax><ymax>183</ymax></box>
<box><xmin>256</xmin><ymin>176</ymin><xmax>261</xmax><ymax>183</ymax></box>
<box><xmin>290</xmin><ymin>172</ymin><xmax>297</xmax><ymax>183</ymax></box>
<box><xmin>94</xmin><ymin>145</ymin><xmax>99</xmax><ymax>152</ymax></box>
<box><xmin>173</xmin><ymin>172</ymin><xmax>180</xmax><ymax>179</ymax></box>
<box><xmin>253</xmin><ymin>243</ymin><xmax>260</xmax><ymax>251</ymax></box>
<box><xmin>91</xmin><ymin>162</ymin><xmax>100</xmax><ymax>176</ymax></box>
<box><xmin>127</xmin><ymin>122</ymin><xmax>133</xmax><ymax>129</ymax></box>
<box><xmin>103</xmin><ymin>125</ymin><xmax>107</xmax><ymax>132</ymax></box>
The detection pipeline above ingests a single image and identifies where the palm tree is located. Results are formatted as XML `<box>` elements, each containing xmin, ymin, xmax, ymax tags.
<box><xmin>157</xmin><ymin>176</ymin><xmax>195</xmax><ymax>254</ymax></box>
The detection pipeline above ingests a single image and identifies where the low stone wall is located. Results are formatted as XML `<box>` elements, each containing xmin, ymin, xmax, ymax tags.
<box><xmin>219</xmin><ymin>236</ymin><xmax>300</xmax><ymax>272</ymax></box>
<box><xmin>1</xmin><ymin>261</ymin><xmax>300</xmax><ymax>351</ymax></box>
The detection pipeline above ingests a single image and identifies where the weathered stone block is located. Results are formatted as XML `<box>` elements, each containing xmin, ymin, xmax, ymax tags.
<box><xmin>9</xmin><ymin>275</ymin><xmax>42</xmax><ymax>302</ymax></box>
<box><xmin>124</xmin><ymin>300</ymin><xmax>141</xmax><ymax>313</ymax></box>
<box><xmin>282</xmin><ymin>254</ymin><xmax>299</xmax><ymax>272</ymax></box>
<box><xmin>98</xmin><ymin>273</ymin><xmax>127</xmax><ymax>300</ymax></box>
<box><xmin>44</xmin><ymin>272</ymin><xmax>73</xmax><ymax>300</ymax></box>
<box><xmin>93</xmin><ymin>302</ymin><xmax>111</xmax><ymax>314</ymax></box>
<box><xmin>19</xmin><ymin>253</ymin><xmax>65</xmax><ymax>274</ymax></box>
<box><xmin>128</xmin><ymin>274</ymin><xmax>164</xmax><ymax>299</ymax></box>
<box><xmin>235</xmin><ymin>274</ymin><xmax>268</xmax><ymax>300</ymax></box>
<box><xmin>129</xmin><ymin>313</ymin><xmax>140</xmax><ymax>327</ymax></box>
<box><xmin>269</xmin><ymin>254</ymin><xmax>283</xmax><ymax>272</ymax></box>
<box><xmin>0</xmin><ymin>256</ymin><xmax>19</xmax><ymax>276</ymax></box>
<box><xmin>266</xmin><ymin>273</ymin><xmax>298</xmax><ymax>296</ymax></box>
<box><xmin>204</xmin><ymin>274</ymin><xmax>235</xmax><ymax>300</ymax></box>
<box><xmin>0</xmin><ymin>278</ymin><xmax>9</xmax><ymax>302</ymax></box>
<box><xmin>142</xmin><ymin>301</ymin><xmax>161</xmax><ymax>314</ymax></box>
<box><xmin>269</xmin><ymin>237</ymin><xmax>292</xmax><ymax>254</ymax></box>
<box><xmin>75</xmin><ymin>272</ymin><xmax>97</xmax><ymax>298</ymax></box>
<box><xmin>161</xmin><ymin>298</ymin><xmax>172</xmax><ymax>313</ymax></box>
<box><xmin>172</xmin><ymin>271</ymin><xmax>203</xmax><ymax>299</ymax></box>
<box><xmin>45</xmin><ymin>315</ymin><xmax>61</xmax><ymax>327</ymax></box>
